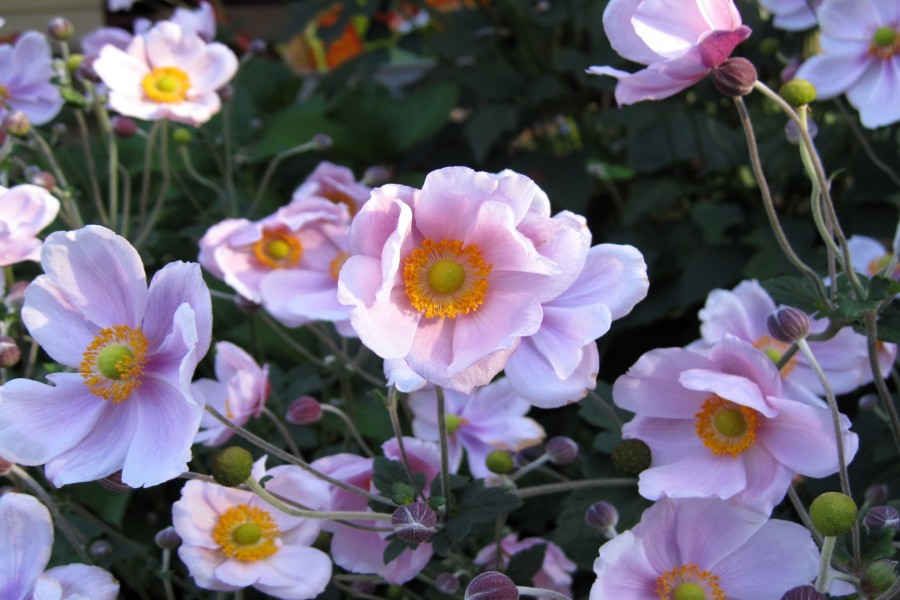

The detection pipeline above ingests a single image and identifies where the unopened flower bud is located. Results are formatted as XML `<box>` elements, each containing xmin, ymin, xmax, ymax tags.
<box><xmin>810</xmin><ymin>491</ymin><xmax>857</xmax><ymax>537</ymax></box>
<box><xmin>858</xmin><ymin>393</ymin><xmax>879</xmax><ymax>412</ymax></box>
<box><xmin>546</xmin><ymin>436</ymin><xmax>578</xmax><ymax>465</ymax></box>
<box><xmin>362</xmin><ymin>165</ymin><xmax>391</xmax><ymax>186</ymax></box>
<box><xmin>436</xmin><ymin>572</ymin><xmax>461</xmax><ymax>594</ymax></box>
<box><xmin>760</xmin><ymin>38</ymin><xmax>780</xmax><ymax>56</ymax></box>
<box><xmin>211</xmin><ymin>446</ymin><xmax>253</xmax><ymax>487</ymax></box>
<box><xmin>90</xmin><ymin>540</ymin><xmax>113</xmax><ymax>560</ymax></box>
<box><xmin>392</xmin><ymin>502</ymin><xmax>437</xmax><ymax>544</ymax></box>
<box><xmin>711</xmin><ymin>57</ymin><xmax>757</xmax><ymax>97</ymax></box>
<box><xmin>65</xmin><ymin>54</ymin><xmax>85</xmax><ymax>73</ymax></box>
<box><xmin>5</xmin><ymin>281</ymin><xmax>28</xmax><ymax>312</ymax></box>
<box><xmin>779</xmin><ymin>79</ymin><xmax>817</xmax><ymax>107</ymax></box>
<box><xmin>51</xmin><ymin>123</ymin><xmax>67</xmax><ymax>138</ymax></box>
<box><xmin>97</xmin><ymin>470</ymin><xmax>131</xmax><ymax>492</ymax></box>
<box><xmin>154</xmin><ymin>525</ymin><xmax>182</xmax><ymax>549</ymax></box>
<box><xmin>4</xmin><ymin>111</ymin><xmax>31</xmax><ymax>137</ymax></box>
<box><xmin>286</xmin><ymin>396</ymin><xmax>322</xmax><ymax>425</ymax></box>
<box><xmin>112</xmin><ymin>116</ymin><xmax>137</xmax><ymax>138</ymax></box>
<box><xmin>485</xmin><ymin>450</ymin><xmax>515</xmax><ymax>475</ymax></box>
<box><xmin>611</xmin><ymin>438</ymin><xmax>651</xmax><ymax>476</ymax></box>
<box><xmin>866</xmin><ymin>483</ymin><xmax>890</xmax><ymax>505</ymax></box>
<box><xmin>465</xmin><ymin>572</ymin><xmax>519</xmax><ymax>600</ymax></box>
<box><xmin>172</xmin><ymin>128</ymin><xmax>193</xmax><ymax>145</ymax></box>
<box><xmin>865</xmin><ymin>506</ymin><xmax>900</xmax><ymax>531</ymax></box>
<box><xmin>781</xmin><ymin>585</ymin><xmax>825</xmax><ymax>600</ymax></box>
<box><xmin>313</xmin><ymin>134</ymin><xmax>333</xmax><ymax>150</ymax></box>
<box><xmin>864</xmin><ymin>560</ymin><xmax>897</xmax><ymax>593</ymax></box>
<box><xmin>30</xmin><ymin>171</ymin><xmax>56</xmax><ymax>192</ymax></box>
<box><xmin>766</xmin><ymin>307</ymin><xmax>810</xmax><ymax>343</ymax></box>
<box><xmin>0</xmin><ymin>336</ymin><xmax>21</xmax><ymax>368</ymax></box>
<box><xmin>351</xmin><ymin>581</ymin><xmax>376</xmax><ymax>595</ymax></box>
<box><xmin>585</xmin><ymin>501</ymin><xmax>619</xmax><ymax>538</ymax></box>
<box><xmin>47</xmin><ymin>17</ymin><xmax>75</xmax><ymax>41</ymax></box>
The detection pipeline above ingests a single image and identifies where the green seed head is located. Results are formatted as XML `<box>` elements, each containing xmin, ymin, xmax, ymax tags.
<box><xmin>611</xmin><ymin>438</ymin><xmax>652</xmax><ymax>476</ymax></box>
<box><xmin>674</xmin><ymin>582</ymin><xmax>706</xmax><ymax>600</ymax></box>
<box><xmin>211</xmin><ymin>446</ymin><xmax>254</xmax><ymax>488</ymax></box>
<box><xmin>96</xmin><ymin>344</ymin><xmax>134</xmax><ymax>380</ymax></box>
<box><xmin>810</xmin><ymin>491</ymin><xmax>858</xmax><ymax>537</ymax></box>
<box><xmin>779</xmin><ymin>79</ymin><xmax>817</xmax><ymax>107</ymax></box>
<box><xmin>485</xmin><ymin>450</ymin><xmax>515</xmax><ymax>475</ymax></box>
<box><xmin>232</xmin><ymin>522</ymin><xmax>263</xmax><ymax>546</ymax></box>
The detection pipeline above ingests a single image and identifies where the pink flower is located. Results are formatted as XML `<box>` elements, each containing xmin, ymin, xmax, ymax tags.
<box><xmin>311</xmin><ymin>438</ymin><xmax>440</xmax><ymax>584</ymax></box>
<box><xmin>758</xmin><ymin>0</ymin><xmax>822</xmax><ymax>31</ymax></box>
<box><xmin>613</xmin><ymin>335</ymin><xmax>858</xmax><ymax>514</ymax></box>
<box><xmin>194</xmin><ymin>341</ymin><xmax>270</xmax><ymax>446</ymax></box>
<box><xmin>587</xmin><ymin>0</ymin><xmax>751</xmax><ymax>105</ymax></box>
<box><xmin>93</xmin><ymin>21</ymin><xmax>237</xmax><ymax>126</ymax></box>
<box><xmin>0</xmin><ymin>31</ymin><xmax>63</xmax><ymax>125</ymax></box>
<box><xmin>292</xmin><ymin>161</ymin><xmax>372</xmax><ymax>216</ymax></box>
<box><xmin>795</xmin><ymin>0</ymin><xmax>900</xmax><ymax>128</ymax></box>
<box><xmin>408</xmin><ymin>378</ymin><xmax>545</xmax><ymax>478</ymax></box>
<box><xmin>173</xmin><ymin>459</ymin><xmax>333</xmax><ymax>599</ymax></box>
<box><xmin>845</xmin><ymin>234</ymin><xmax>900</xmax><ymax>279</ymax></box>
<box><xmin>0</xmin><ymin>184</ymin><xmax>59</xmax><ymax>268</ymax></box>
<box><xmin>0</xmin><ymin>225</ymin><xmax>212</xmax><ymax>487</ymax></box>
<box><xmin>475</xmin><ymin>534</ymin><xmax>577</xmax><ymax>597</ymax></box>
<box><xmin>590</xmin><ymin>496</ymin><xmax>819</xmax><ymax>599</ymax></box>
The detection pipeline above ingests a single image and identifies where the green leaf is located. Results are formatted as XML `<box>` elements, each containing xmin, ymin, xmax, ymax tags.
<box><xmin>464</xmin><ymin>104</ymin><xmax>519</xmax><ymax>163</ymax></box>
<box><xmin>762</xmin><ymin>276</ymin><xmax>824</xmax><ymax>315</ymax></box>
<box><xmin>371</xmin><ymin>457</ymin><xmax>423</xmax><ymax>500</ymax></box>
<box><xmin>443</xmin><ymin>517</ymin><xmax>473</xmax><ymax>543</ymax></box>
<box><xmin>877</xmin><ymin>304</ymin><xmax>900</xmax><ymax>343</ymax></box>
<box><xmin>506</xmin><ymin>543</ymin><xmax>547</xmax><ymax>586</ymax></box>
<box><xmin>383</xmin><ymin>538</ymin><xmax>414</xmax><ymax>565</ymax></box>
<box><xmin>455</xmin><ymin>480</ymin><xmax>523</xmax><ymax>524</ymax></box>
<box><xmin>60</xmin><ymin>88</ymin><xmax>87</xmax><ymax>108</ymax></box>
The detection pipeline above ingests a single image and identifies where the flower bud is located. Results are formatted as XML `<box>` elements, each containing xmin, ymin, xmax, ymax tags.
<box><xmin>0</xmin><ymin>336</ymin><xmax>21</xmax><ymax>368</ymax></box>
<box><xmin>172</xmin><ymin>128</ymin><xmax>193</xmax><ymax>145</ymax></box>
<box><xmin>865</xmin><ymin>483</ymin><xmax>890</xmax><ymax>505</ymax></box>
<box><xmin>30</xmin><ymin>171</ymin><xmax>56</xmax><ymax>192</ymax></box>
<box><xmin>47</xmin><ymin>17</ymin><xmax>75</xmax><ymax>41</ymax></box>
<box><xmin>585</xmin><ymin>501</ymin><xmax>619</xmax><ymax>538</ymax></box>
<box><xmin>313</xmin><ymin>134</ymin><xmax>333</xmax><ymax>150</ymax></box>
<box><xmin>611</xmin><ymin>439</ymin><xmax>651</xmax><ymax>476</ymax></box>
<box><xmin>436</xmin><ymin>572</ymin><xmax>461</xmax><ymax>594</ymax></box>
<box><xmin>248</xmin><ymin>39</ymin><xmax>268</xmax><ymax>55</ymax></box>
<box><xmin>865</xmin><ymin>506</ymin><xmax>900</xmax><ymax>531</ymax></box>
<box><xmin>864</xmin><ymin>560</ymin><xmax>897</xmax><ymax>593</ymax></box>
<box><xmin>51</xmin><ymin>123</ymin><xmax>67</xmax><ymax>138</ymax></box>
<box><xmin>781</xmin><ymin>585</ymin><xmax>825</xmax><ymax>600</ymax></box>
<box><xmin>362</xmin><ymin>165</ymin><xmax>391</xmax><ymax>186</ymax></box>
<box><xmin>779</xmin><ymin>79</ymin><xmax>817</xmax><ymax>107</ymax></box>
<box><xmin>211</xmin><ymin>446</ymin><xmax>253</xmax><ymax>487</ymax></box>
<box><xmin>351</xmin><ymin>581</ymin><xmax>376</xmax><ymax>595</ymax></box>
<box><xmin>4</xmin><ymin>281</ymin><xmax>28</xmax><ymax>313</ymax></box>
<box><xmin>759</xmin><ymin>38</ymin><xmax>780</xmax><ymax>56</ymax></box>
<box><xmin>546</xmin><ymin>436</ymin><xmax>579</xmax><ymax>465</ymax></box>
<box><xmin>711</xmin><ymin>57</ymin><xmax>757</xmax><ymax>97</ymax></box>
<box><xmin>97</xmin><ymin>470</ymin><xmax>131</xmax><ymax>492</ymax></box>
<box><xmin>466</xmin><ymin>572</ymin><xmax>519</xmax><ymax>600</ymax></box>
<box><xmin>112</xmin><ymin>116</ymin><xmax>137</xmax><ymax>138</ymax></box>
<box><xmin>810</xmin><ymin>491</ymin><xmax>858</xmax><ymax>537</ymax></box>
<box><xmin>90</xmin><ymin>540</ymin><xmax>113</xmax><ymax>560</ymax></box>
<box><xmin>392</xmin><ymin>502</ymin><xmax>437</xmax><ymax>544</ymax></box>
<box><xmin>65</xmin><ymin>54</ymin><xmax>85</xmax><ymax>73</ymax></box>
<box><xmin>766</xmin><ymin>307</ymin><xmax>810</xmax><ymax>343</ymax></box>
<box><xmin>286</xmin><ymin>396</ymin><xmax>322</xmax><ymax>425</ymax></box>
<box><xmin>4</xmin><ymin>111</ymin><xmax>31</xmax><ymax>138</ymax></box>
<box><xmin>387</xmin><ymin>585</ymin><xmax>405</xmax><ymax>599</ymax></box>
<box><xmin>485</xmin><ymin>450</ymin><xmax>515</xmax><ymax>475</ymax></box>
<box><xmin>858</xmin><ymin>393</ymin><xmax>879</xmax><ymax>412</ymax></box>
<box><xmin>154</xmin><ymin>525</ymin><xmax>182</xmax><ymax>549</ymax></box>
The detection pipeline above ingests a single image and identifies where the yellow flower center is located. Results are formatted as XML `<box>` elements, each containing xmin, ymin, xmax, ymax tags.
<box><xmin>213</xmin><ymin>504</ymin><xmax>281</xmax><ymax>562</ymax></box>
<box><xmin>403</xmin><ymin>238</ymin><xmax>492</xmax><ymax>319</ymax></box>
<box><xmin>753</xmin><ymin>334</ymin><xmax>797</xmax><ymax>375</ymax></box>
<box><xmin>329</xmin><ymin>251</ymin><xmax>350</xmax><ymax>280</ymax></box>
<box><xmin>253</xmin><ymin>226</ymin><xmax>302</xmax><ymax>269</ymax></box>
<box><xmin>80</xmin><ymin>325</ymin><xmax>149</xmax><ymax>402</ymax></box>
<box><xmin>870</xmin><ymin>27</ymin><xmax>900</xmax><ymax>60</ymax></box>
<box><xmin>657</xmin><ymin>564</ymin><xmax>725</xmax><ymax>600</ymax></box>
<box><xmin>141</xmin><ymin>66</ymin><xmax>192</xmax><ymax>103</ymax></box>
<box><xmin>694</xmin><ymin>395</ymin><xmax>760</xmax><ymax>458</ymax></box>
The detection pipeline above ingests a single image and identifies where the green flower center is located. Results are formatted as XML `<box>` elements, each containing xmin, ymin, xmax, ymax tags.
<box><xmin>155</xmin><ymin>76</ymin><xmax>180</xmax><ymax>93</ymax></box>
<box><xmin>96</xmin><ymin>344</ymin><xmax>136</xmax><ymax>381</ymax></box>
<box><xmin>713</xmin><ymin>408</ymin><xmax>747</xmax><ymax>438</ymax></box>
<box><xmin>428</xmin><ymin>259</ymin><xmax>466</xmax><ymax>294</ymax></box>
<box><xmin>674</xmin><ymin>582</ymin><xmax>706</xmax><ymax>600</ymax></box>
<box><xmin>873</xmin><ymin>27</ymin><xmax>898</xmax><ymax>48</ymax></box>
<box><xmin>445</xmin><ymin>413</ymin><xmax>464</xmax><ymax>435</ymax></box>
<box><xmin>266</xmin><ymin>239</ymin><xmax>292</xmax><ymax>260</ymax></box>
<box><xmin>232</xmin><ymin>522</ymin><xmax>263</xmax><ymax>546</ymax></box>
<box><xmin>763</xmin><ymin>348</ymin><xmax>782</xmax><ymax>364</ymax></box>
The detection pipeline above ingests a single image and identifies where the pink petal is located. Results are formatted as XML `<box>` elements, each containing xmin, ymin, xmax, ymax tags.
<box><xmin>22</xmin><ymin>276</ymin><xmax>97</xmax><ymax>368</ymax></box>
<box><xmin>143</xmin><ymin>261</ymin><xmax>211</xmax><ymax>358</ymax></box>
<box><xmin>602</xmin><ymin>0</ymin><xmax>663</xmax><ymax>64</ymax></box>
<box><xmin>0</xmin><ymin>493</ymin><xmax>52</xmax><ymax>599</ymax></box>
<box><xmin>505</xmin><ymin>338</ymin><xmax>599</xmax><ymax>408</ymax></box>
<box><xmin>613</xmin><ymin>347</ymin><xmax>714</xmax><ymax>418</ymax></box>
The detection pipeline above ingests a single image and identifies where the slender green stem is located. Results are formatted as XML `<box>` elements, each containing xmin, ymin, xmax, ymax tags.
<box><xmin>587</xmin><ymin>389</ymin><xmax>622</xmax><ymax>429</ymax></box>
<box><xmin>135</xmin><ymin>121</ymin><xmax>171</xmax><ymax>249</ymax></box>
<box><xmin>160</xmin><ymin>548</ymin><xmax>176</xmax><ymax>600</ymax></box>
<box><xmin>261</xmin><ymin>406</ymin><xmax>303</xmax><ymax>458</ymax></box>
<box><xmin>383</xmin><ymin>386</ymin><xmax>424</xmax><ymax>498</ymax></box>
<box><xmin>138</xmin><ymin>120</ymin><xmax>162</xmax><ymax>228</ymax></box>
<box><xmin>510</xmin><ymin>453</ymin><xmax>551</xmax><ymax>481</ymax></box>
<box><xmin>245</xmin><ymin>476</ymin><xmax>392</xmax><ymax>521</ymax></box>
<box><xmin>178</xmin><ymin>145</ymin><xmax>225</xmax><ymax>198</ymax></box>
<box><xmin>29</xmin><ymin>131</ymin><xmax>83</xmax><ymax>229</ymax></box>
<box><xmin>436</xmin><ymin>386</ymin><xmax>452</xmax><ymax>513</ymax></box>
<box><xmin>513</xmin><ymin>478</ymin><xmax>637</xmax><ymax>499</ymax></box>
<box><xmin>788</xmin><ymin>485</ymin><xmax>823</xmax><ymax>546</ymax></box>
<box><xmin>834</xmin><ymin>97</ymin><xmax>900</xmax><ymax>190</ymax></box>
<box><xmin>307</xmin><ymin>323</ymin><xmax>386</xmax><ymax>387</ymax></box>
<box><xmin>322</xmin><ymin>403</ymin><xmax>375</xmax><ymax>458</ymax></box>
<box><xmin>863</xmin><ymin>311</ymin><xmax>900</xmax><ymax>455</ymax></box>
<box><xmin>815</xmin><ymin>536</ymin><xmax>837</xmax><ymax>593</ymax></box>
<box><xmin>248</xmin><ymin>139</ymin><xmax>320</xmax><ymax>216</ymax></box>
<box><xmin>72</xmin><ymin>110</ymin><xmax>109</xmax><ymax>226</ymax></box>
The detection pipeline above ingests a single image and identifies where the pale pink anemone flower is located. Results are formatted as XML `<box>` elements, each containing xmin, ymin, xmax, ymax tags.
<box><xmin>291</xmin><ymin>160</ymin><xmax>372</xmax><ymax>216</ymax></box>
<box><xmin>0</xmin><ymin>492</ymin><xmax>119</xmax><ymax>600</ymax></box>
<box><xmin>0</xmin><ymin>225</ymin><xmax>212</xmax><ymax>487</ymax></box>
<box><xmin>338</xmin><ymin>166</ymin><xmax>599</xmax><ymax>393</ymax></box>
<box><xmin>796</xmin><ymin>0</ymin><xmax>900</xmax><ymax>128</ymax></box>
<box><xmin>0</xmin><ymin>31</ymin><xmax>64</xmax><ymax>126</ymax></box>
<box><xmin>590</xmin><ymin>497</ymin><xmax>819</xmax><ymax>599</ymax></box>
<box><xmin>311</xmin><ymin>438</ymin><xmax>440</xmax><ymax>584</ymax></box>
<box><xmin>693</xmin><ymin>279</ymin><xmax>896</xmax><ymax>403</ymax></box>
<box><xmin>845</xmin><ymin>234</ymin><xmax>900</xmax><ymax>280</ymax></box>
<box><xmin>758</xmin><ymin>0</ymin><xmax>822</xmax><ymax>31</ymax></box>
<box><xmin>93</xmin><ymin>21</ymin><xmax>238</xmax><ymax>126</ymax></box>
<box><xmin>587</xmin><ymin>0</ymin><xmax>752</xmax><ymax>105</ymax></box>
<box><xmin>199</xmin><ymin>199</ymin><xmax>353</xmax><ymax>333</ymax></box>
<box><xmin>408</xmin><ymin>378</ymin><xmax>545</xmax><ymax>478</ymax></box>
<box><xmin>614</xmin><ymin>335</ymin><xmax>858</xmax><ymax>514</ymax></box>
<box><xmin>173</xmin><ymin>458</ymin><xmax>333</xmax><ymax>599</ymax></box>
<box><xmin>475</xmin><ymin>534</ymin><xmax>577</xmax><ymax>597</ymax></box>
<box><xmin>0</xmin><ymin>184</ymin><xmax>59</xmax><ymax>268</ymax></box>
<box><xmin>193</xmin><ymin>341</ymin><xmax>270</xmax><ymax>446</ymax></box>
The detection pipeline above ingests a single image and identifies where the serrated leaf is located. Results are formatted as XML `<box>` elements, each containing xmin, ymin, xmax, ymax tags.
<box><xmin>443</xmin><ymin>517</ymin><xmax>472</xmax><ymax>543</ymax></box>
<box><xmin>876</xmin><ymin>305</ymin><xmax>900</xmax><ymax>343</ymax></box>
<box><xmin>763</xmin><ymin>276</ymin><xmax>824</xmax><ymax>315</ymax></box>
<box><xmin>383</xmin><ymin>538</ymin><xmax>414</xmax><ymax>565</ymax></box>
<box><xmin>456</xmin><ymin>480</ymin><xmax>523</xmax><ymax>523</ymax></box>
<box><xmin>506</xmin><ymin>543</ymin><xmax>546</xmax><ymax>586</ymax></box>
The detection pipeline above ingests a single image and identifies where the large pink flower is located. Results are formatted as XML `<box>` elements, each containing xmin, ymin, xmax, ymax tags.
<box><xmin>758</xmin><ymin>0</ymin><xmax>821</xmax><ymax>31</ymax></box>
<box><xmin>587</xmin><ymin>0</ymin><xmax>751</xmax><ymax>104</ymax></box>
<box><xmin>614</xmin><ymin>335</ymin><xmax>858</xmax><ymax>514</ymax></box>
<box><xmin>475</xmin><ymin>534</ymin><xmax>577</xmax><ymax>597</ymax></box>
<box><xmin>0</xmin><ymin>225</ymin><xmax>212</xmax><ymax>487</ymax></box>
<box><xmin>0</xmin><ymin>184</ymin><xmax>59</xmax><ymax>268</ymax></box>
<box><xmin>0</xmin><ymin>31</ymin><xmax>63</xmax><ymax>126</ymax></box>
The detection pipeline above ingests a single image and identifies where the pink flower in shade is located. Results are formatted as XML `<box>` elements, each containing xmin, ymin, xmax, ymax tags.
<box><xmin>0</xmin><ymin>492</ymin><xmax>119</xmax><ymax>600</ymax></box>
<box><xmin>845</xmin><ymin>234</ymin><xmax>900</xmax><ymax>280</ymax></box>
<box><xmin>199</xmin><ymin>199</ymin><xmax>353</xmax><ymax>333</ymax></box>
<box><xmin>796</xmin><ymin>0</ymin><xmax>900</xmax><ymax>128</ymax></box>
<box><xmin>0</xmin><ymin>225</ymin><xmax>212</xmax><ymax>487</ymax></box>
<box><xmin>194</xmin><ymin>341</ymin><xmax>270</xmax><ymax>446</ymax></box>
<box><xmin>587</xmin><ymin>0</ymin><xmax>752</xmax><ymax>105</ymax></box>
<box><xmin>475</xmin><ymin>534</ymin><xmax>577</xmax><ymax>597</ymax></box>
<box><xmin>590</xmin><ymin>496</ymin><xmax>819</xmax><ymax>599</ymax></box>
<box><xmin>93</xmin><ymin>21</ymin><xmax>237</xmax><ymax>126</ymax></box>
<box><xmin>0</xmin><ymin>184</ymin><xmax>59</xmax><ymax>268</ymax></box>
<box><xmin>694</xmin><ymin>279</ymin><xmax>896</xmax><ymax>402</ymax></box>
<box><xmin>311</xmin><ymin>438</ymin><xmax>441</xmax><ymax>584</ymax></box>
<box><xmin>338</xmin><ymin>166</ymin><xmax>594</xmax><ymax>393</ymax></box>
<box><xmin>613</xmin><ymin>335</ymin><xmax>858</xmax><ymax>514</ymax></box>
<box><xmin>407</xmin><ymin>378</ymin><xmax>545</xmax><ymax>479</ymax></box>
<box><xmin>0</xmin><ymin>31</ymin><xmax>64</xmax><ymax>126</ymax></box>
<box><xmin>291</xmin><ymin>161</ymin><xmax>373</xmax><ymax>216</ymax></box>
<box><xmin>758</xmin><ymin>0</ymin><xmax>822</xmax><ymax>31</ymax></box>
<box><xmin>173</xmin><ymin>458</ymin><xmax>333</xmax><ymax>599</ymax></box>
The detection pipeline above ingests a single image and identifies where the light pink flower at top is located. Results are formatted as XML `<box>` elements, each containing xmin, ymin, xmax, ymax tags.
<box><xmin>587</xmin><ymin>0</ymin><xmax>752</xmax><ymax>105</ymax></box>
<box><xmin>614</xmin><ymin>335</ymin><xmax>858</xmax><ymax>514</ymax></box>
<box><xmin>0</xmin><ymin>492</ymin><xmax>119</xmax><ymax>600</ymax></box>
<box><xmin>338</xmin><ymin>166</ymin><xmax>593</xmax><ymax>393</ymax></box>
<box><xmin>311</xmin><ymin>438</ymin><xmax>440</xmax><ymax>584</ymax></box>
<box><xmin>0</xmin><ymin>31</ymin><xmax>64</xmax><ymax>126</ymax></box>
<box><xmin>173</xmin><ymin>458</ymin><xmax>333</xmax><ymax>599</ymax></box>
<box><xmin>93</xmin><ymin>21</ymin><xmax>237</xmax><ymax>126</ymax></box>
<box><xmin>291</xmin><ymin>161</ymin><xmax>373</xmax><ymax>216</ymax></box>
<box><xmin>758</xmin><ymin>0</ymin><xmax>822</xmax><ymax>31</ymax></box>
<box><xmin>408</xmin><ymin>378</ymin><xmax>545</xmax><ymax>478</ymax></box>
<box><xmin>194</xmin><ymin>341</ymin><xmax>270</xmax><ymax>446</ymax></box>
<box><xmin>0</xmin><ymin>225</ymin><xmax>212</xmax><ymax>487</ymax></box>
<box><xmin>475</xmin><ymin>534</ymin><xmax>577</xmax><ymax>597</ymax></box>
<box><xmin>591</xmin><ymin>496</ymin><xmax>818</xmax><ymax>599</ymax></box>
<box><xmin>795</xmin><ymin>0</ymin><xmax>900</xmax><ymax>128</ymax></box>
<box><xmin>0</xmin><ymin>184</ymin><xmax>59</xmax><ymax>268</ymax></box>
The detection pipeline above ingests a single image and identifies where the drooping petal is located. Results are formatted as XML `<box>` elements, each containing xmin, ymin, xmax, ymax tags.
<box><xmin>0</xmin><ymin>493</ymin><xmax>52</xmax><ymax>600</ymax></box>
<box><xmin>35</xmin><ymin>564</ymin><xmax>119</xmax><ymax>600</ymax></box>
<box><xmin>142</xmin><ymin>261</ymin><xmax>212</xmax><ymax>359</ymax></box>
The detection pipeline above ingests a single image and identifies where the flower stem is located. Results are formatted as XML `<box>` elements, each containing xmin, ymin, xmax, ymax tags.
<box><xmin>436</xmin><ymin>386</ymin><xmax>453</xmax><ymax>514</ymax></box>
<box><xmin>863</xmin><ymin>311</ymin><xmax>900</xmax><ymax>456</ymax></box>
<box><xmin>135</xmin><ymin>120</ymin><xmax>171</xmax><ymax>249</ymax></box>
<box><xmin>244</xmin><ymin>476</ymin><xmax>392</xmax><ymax>522</ymax></box>
<box><xmin>513</xmin><ymin>478</ymin><xmax>637</xmax><ymax>499</ymax></box>
<box><xmin>248</xmin><ymin>139</ymin><xmax>320</xmax><ymax>217</ymax></box>
<box><xmin>321</xmin><ymin>403</ymin><xmax>376</xmax><ymax>458</ymax></box>
<box><xmin>815</xmin><ymin>535</ymin><xmax>836</xmax><ymax>593</ymax></box>
<box><xmin>788</xmin><ymin>485</ymin><xmax>823</xmax><ymax>546</ymax></box>
<box><xmin>261</xmin><ymin>406</ymin><xmax>303</xmax><ymax>458</ymax></box>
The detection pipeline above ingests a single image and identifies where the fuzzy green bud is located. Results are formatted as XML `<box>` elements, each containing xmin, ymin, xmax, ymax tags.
<box><xmin>172</xmin><ymin>128</ymin><xmax>193</xmax><ymax>145</ymax></box>
<box><xmin>611</xmin><ymin>439</ymin><xmax>652</xmax><ymax>476</ymax></box>
<box><xmin>810</xmin><ymin>491</ymin><xmax>858</xmax><ymax>537</ymax></box>
<box><xmin>779</xmin><ymin>79</ymin><xmax>817</xmax><ymax>107</ymax></box>
<box><xmin>66</xmin><ymin>53</ymin><xmax>85</xmax><ymax>72</ymax></box>
<box><xmin>211</xmin><ymin>446</ymin><xmax>253</xmax><ymax>487</ymax></box>
<box><xmin>864</xmin><ymin>560</ymin><xmax>897</xmax><ymax>594</ymax></box>
<box><xmin>485</xmin><ymin>450</ymin><xmax>515</xmax><ymax>475</ymax></box>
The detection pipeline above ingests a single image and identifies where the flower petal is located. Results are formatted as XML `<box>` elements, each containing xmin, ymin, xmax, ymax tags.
<box><xmin>0</xmin><ymin>493</ymin><xmax>52</xmax><ymax>599</ymax></box>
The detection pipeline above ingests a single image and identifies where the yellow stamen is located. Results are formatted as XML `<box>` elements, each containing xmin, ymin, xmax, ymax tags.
<box><xmin>323</xmin><ymin>190</ymin><xmax>358</xmax><ymax>215</ymax></box>
<box><xmin>141</xmin><ymin>66</ymin><xmax>191</xmax><ymax>103</ymax></box>
<box><xmin>403</xmin><ymin>238</ymin><xmax>491</xmax><ymax>319</ymax></box>
<box><xmin>80</xmin><ymin>325</ymin><xmax>149</xmax><ymax>402</ymax></box>
<box><xmin>213</xmin><ymin>504</ymin><xmax>280</xmax><ymax>562</ymax></box>
<box><xmin>329</xmin><ymin>251</ymin><xmax>350</xmax><ymax>280</ymax></box>
<box><xmin>753</xmin><ymin>334</ymin><xmax>797</xmax><ymax>376</ymax></box>
<box><xmin>695</xmin><ymin>395</ymin><xmax>760</xmax><ymax>458</ymax></box>
<box><xmin>656</xmin><ymin>564</ymin><xmax>725</xmax><ymax>600</ymax></box>
<box><xmin>252</xmin><ymin>226</ymin><xmax>303</xmax><ymax>269</ymax></box>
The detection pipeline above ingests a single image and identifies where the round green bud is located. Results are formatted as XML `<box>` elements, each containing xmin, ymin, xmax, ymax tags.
<box><xmin>864</xmin><ymin>559</ymin><xmax>897</xmax><ymax>594</ymax></box>
<box><xmin>779</xmin><ymin>79</ymin><xmax>817</xmax><ymax>107</ymax></box>
<box><xmin>172</xmin><ymin>127</ymin><xmax>193</xmax><ymax>145</ymax></box>
<box><xmin>485</xmin><ymin>450</ymin><xmax>515</xmax><ymax>475</ymax></box>
<box><xmin>809</xmin><ymin>491</ymin><xmax>858</xmax><ymax>537</ymax></box>
<box><xmin>759</xmin><ymin>38</ymin><xmax>780</xmax><ymax>56</ymax></box>
<box><xmin>611</xmin><ymin>438</ymin><xmax>652</xmax><ymax>477</ymax></box>
<box><xmin>211</xmin><ymin>446</ymin><xmax>253</xmax><ymax>487</ymax></box>
<box><xmin>66</xmin><ymin>53</ymin><xmax>85</xmax><ymax>72</ymax></box>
